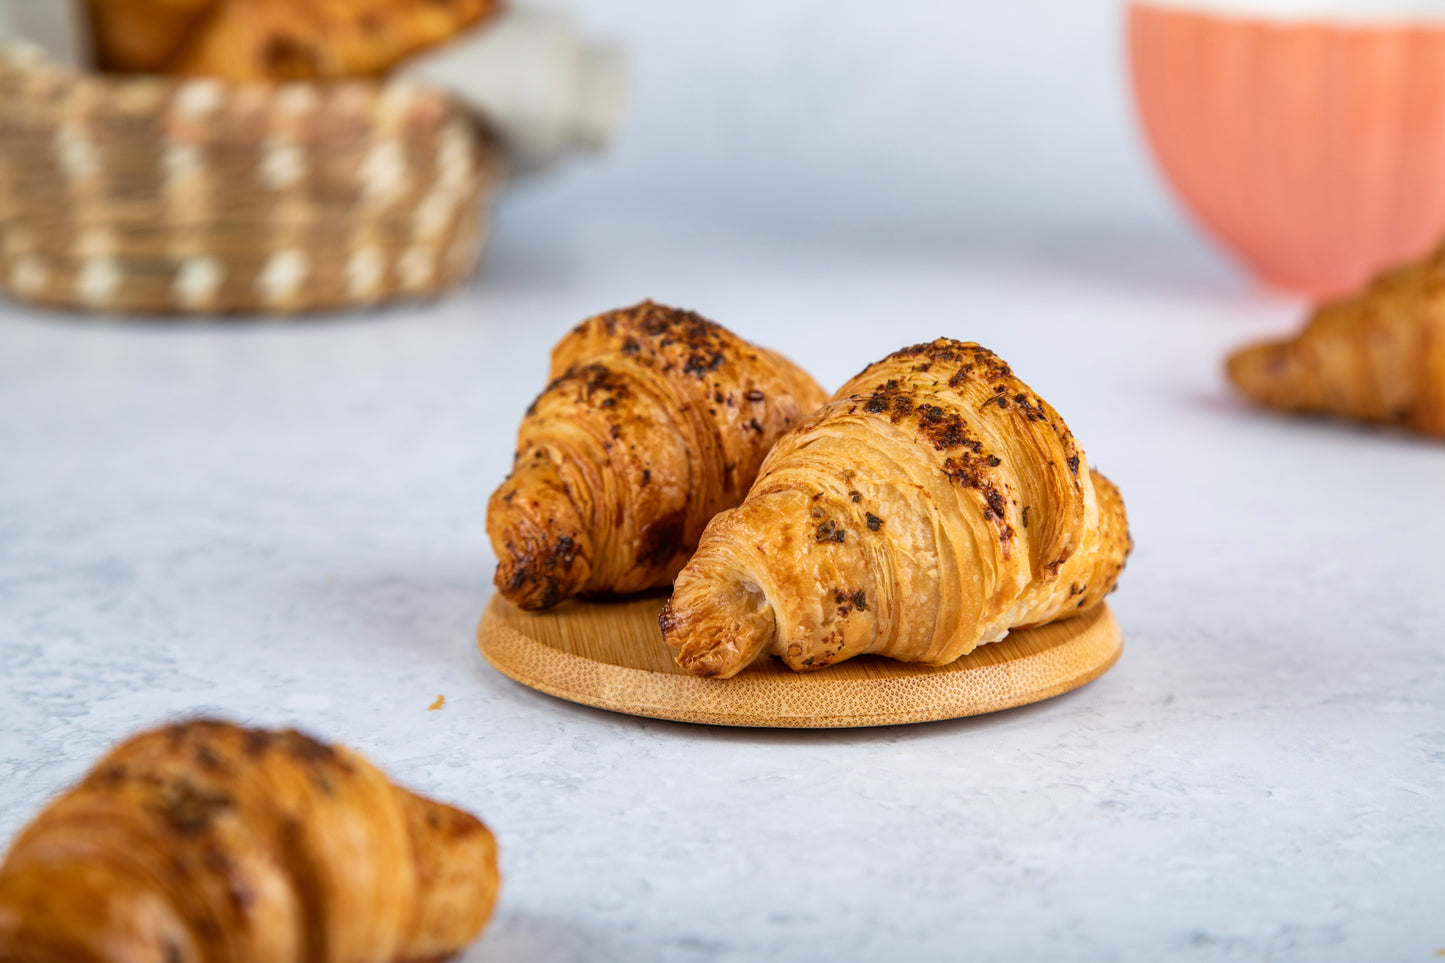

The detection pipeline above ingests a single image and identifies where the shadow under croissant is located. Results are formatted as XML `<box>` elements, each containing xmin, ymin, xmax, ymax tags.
<box><xmin>1187</xmin><ymin>386</ymin><xmax>1445</xmax><ymax>451</ymax></box>
<box><xmin>465</xmin><ymin>908</ymin><xmax>648</xmax><ymax>962</ymax></box>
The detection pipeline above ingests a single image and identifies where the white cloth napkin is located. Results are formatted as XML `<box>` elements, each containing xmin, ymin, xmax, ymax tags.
<box><xmin>402</xmin><ymin>5</ymin><xmax>627</xmax><ymax>177</ymax></box>
<box><xmin>0</xmin><ymin>0</ymin><xmax>90</xmax><ymax>67</ymax></box>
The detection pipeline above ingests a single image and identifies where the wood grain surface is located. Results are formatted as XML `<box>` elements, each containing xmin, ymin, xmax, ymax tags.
<box><xmin>477</xmin><ymin>595</ymin><xmax>1123</xmax><ymax>728</ymax></box>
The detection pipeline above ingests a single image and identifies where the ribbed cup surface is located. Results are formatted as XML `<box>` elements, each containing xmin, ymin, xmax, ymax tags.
<box><xmin>1130</xmin><ymin>2</ymin><xmax>1445</xmax><ymax>296</ymax></box>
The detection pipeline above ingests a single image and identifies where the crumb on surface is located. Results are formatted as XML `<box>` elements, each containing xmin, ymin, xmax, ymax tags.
<box><xmin>428</xmin><ymin>694</ymin><xmax>445</xmax><ymax>712</ymax></box>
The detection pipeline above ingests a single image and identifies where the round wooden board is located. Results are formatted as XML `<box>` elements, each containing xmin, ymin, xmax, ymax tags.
<box><xmin>477</xmin><ymin>595</ymin><xmax>1123</xmax><ymax>728</ymax></box>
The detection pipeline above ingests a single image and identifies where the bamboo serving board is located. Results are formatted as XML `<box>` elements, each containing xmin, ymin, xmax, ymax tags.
<box><xmin>477</xmin><ymin>595</ymin><xmax>1123</xmax><ymax>728</ymax></box>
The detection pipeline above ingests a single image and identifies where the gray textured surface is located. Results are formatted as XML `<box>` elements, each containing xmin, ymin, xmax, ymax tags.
<box><xmin>2</xmin><ymin>209</ymin><xmax>1442</xmax><ymax>961</ymax></box>
<box><xmin>3</xmin><ymin>0</ymin><xmax>1444</xmax><ymax>955</ymax></box>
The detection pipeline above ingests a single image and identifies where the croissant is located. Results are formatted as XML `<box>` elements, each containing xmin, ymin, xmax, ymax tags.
<box><xmin>87</xmin><ymin>0</ymin><xmax>218</xmax><ymax>73</ymax></box>
<box><xmin>173</xmin><ymin>0</ymin><xmax>501</xmax><ymax>82</ymax></box>
<box><xmin>1228</xmin><ymin>244</ymin><xmax>1445</xmax><ymax>437</ymax></box>
<box><xmin>487</xmin><ymin>300</ymin><xmax>828</xmax><ymax>610</ymax></box>
<box><xmin>661</xmin><ymin>338</ymin><xmax>1132</xmax><ymax>677</ymax></box>
<box><xmin>0</xmin><ymin>720</ymin><xmax>499</xmax><ymax>963</ymax></box>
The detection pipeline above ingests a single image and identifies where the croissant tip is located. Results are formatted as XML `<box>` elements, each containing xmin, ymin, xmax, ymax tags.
<box><xmin>1226</xmin><ymin>340</ymin><xmax>1292</xmax><ymax>400</ymax></box>
<box><xmin>673</xmin><ymin>646</ymin><xmax>735</xmax><ymax>679</ymax></box>
<box><xmin>493</xmin><ymin>560</ymin><xmax>576</xmax><ymax>611</ymax></box>
<box><xmin>488</xmin><ymin>496</ymin><xmax>592</xmax><ymax>611</ymax></box>
<box><xmin>659</xmin><ymin>602</ymin><xmax>725</xmax><ymax>677</ymax></box>
<box><xmin>666</xmin><ymin>605</ymin><xmax>774</xmax><ymax>679</ymax></box>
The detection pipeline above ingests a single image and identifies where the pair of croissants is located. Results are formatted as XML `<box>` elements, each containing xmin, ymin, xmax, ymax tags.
<box><xmin>0</xmin><ymin>719</ymin><xmax>499</xmax><ymax>963</ymax></box>
<box><xmin>486</xmin><ymin>300</ymin><xmax>1134</xmax><ymax>678</ymax></box>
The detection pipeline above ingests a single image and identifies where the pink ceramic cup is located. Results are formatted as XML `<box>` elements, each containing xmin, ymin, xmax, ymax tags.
<box><xmin>1129</xmin><ymin>1</ymin><xmax>1445</xmax><ymax>296</ymax></box>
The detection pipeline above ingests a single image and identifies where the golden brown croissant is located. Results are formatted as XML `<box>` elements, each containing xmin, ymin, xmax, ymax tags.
<box><xmin>1228</xmin><ymin>244</ymin><xmax>1445</xmax><ymax>437</ymax></box>
<box><xmin>488</xmin><ymin>301</ymin><xmax>828</xmax><ymax>611</ymax></box>
<box><xmin>172</xmin><ymin>0</ymin><xmax>502</xmax><ymax>82</ymax></box>
<box><xmin>661</xmin><ymin>338</ymin><xmax>1131</xmax><ymax>677</ymax></box>
<box><xmin>0</xmin><ymin>720</ymin><xmax>499</xmax><ymax>963</ymax></box>
<box><xmin>87</xmin><ymin>0</ymin><xmax>219</xmax><ymax>73</ymax></box>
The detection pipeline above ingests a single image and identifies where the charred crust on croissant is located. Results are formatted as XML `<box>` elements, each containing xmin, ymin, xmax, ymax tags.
<box><xmin>657</xmin><ymin>604</ymin><xmax>679</xmax><ymax>638</ymax></box>
<box><xmin>501</xmin><ymin>534</ymin><xmax>580</xmax><ymax>609</ymax></box>
<box><xmin>832</xmin><ymin>588</ymin><xmax>866</xmax><ymax>614</ymax></box>
<box><xmin>637</xmin><ymin>509</ymin><xmax>687</xmax><ymax>568</ymax></box>
<box><xmin>584</xmin><ymin>302</ymin><xmax>734</xmax><ymax>379</ymax></box>
<box><xmin>853</xmin><ymin>342</ymin><xmax>1086</xmax><ymax>524</ymax></box>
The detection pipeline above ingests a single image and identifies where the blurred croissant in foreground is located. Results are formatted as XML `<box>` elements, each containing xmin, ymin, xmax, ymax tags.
<box><xmin>662</xmin><ymin>338</ymin><xmax>1131</xmax><ymax>678</ymax></box>
<box><xmin>488</xmin><ymin>301</ymin><xmax>827</xmax><ymax>610</ymax></box>
<box><xmin>0</xmin><ymin>720</ymin><xmax>499</xmax><ymax>963</ymax></box>
<box><xmin>1228</xmin><ymin>242</ymin><xmax>1445</xmax><ymax>437</ymax></box>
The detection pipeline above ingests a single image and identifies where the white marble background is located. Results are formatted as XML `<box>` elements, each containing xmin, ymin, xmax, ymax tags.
<box><xmin>2</xmin><ymin>1</ymin><xmax>1444</xmax><ymax>960</ymax></box>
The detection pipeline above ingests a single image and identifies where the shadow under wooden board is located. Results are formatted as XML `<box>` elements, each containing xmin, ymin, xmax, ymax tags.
<box><xmin>477</xmin><ymin>595</ymin><xmax>1123</xmax><ymax>729</ymax></box>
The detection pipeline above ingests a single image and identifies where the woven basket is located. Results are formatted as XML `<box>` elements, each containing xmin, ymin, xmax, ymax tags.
<box><xmin>0</xmin><ymin>46</ymin><xmax>503</xmax><ymax>316</ymax></box>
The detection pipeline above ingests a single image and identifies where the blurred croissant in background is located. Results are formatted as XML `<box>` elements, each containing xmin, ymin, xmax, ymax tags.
<box><xmin>86</xmin><ymin>0</ymin><xmax>503</xmax><ymax>80</ymax></box>
<box><xmin>87</xmin><ymin>0</ymin><xmax>216</xmax><ymax>72</ymax></box>
<box><xmin>1228</xmin><ymin>241</ymin><xmax>1445</xmax><ymax>438</ymax></box>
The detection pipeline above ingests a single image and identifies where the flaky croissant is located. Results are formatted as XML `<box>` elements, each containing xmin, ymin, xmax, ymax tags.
<box><xmin>0</xmin><ymin>720</ymin><xmax>499</xmax><ymax>963</ymax></box>
<box><xmin>661</xmin><ymin>339</ymin><xmax>1131</xmax><ymax>678</ymax></box>
<box><xmin>487</xmin><ymin>301</ymin><xmax>828</xmax><ymax>610</ymax></box>
<box><xmin>1228</xmin><ymin>244</ymin><xmax>1445</xmax><ymax>437</ymax></box>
